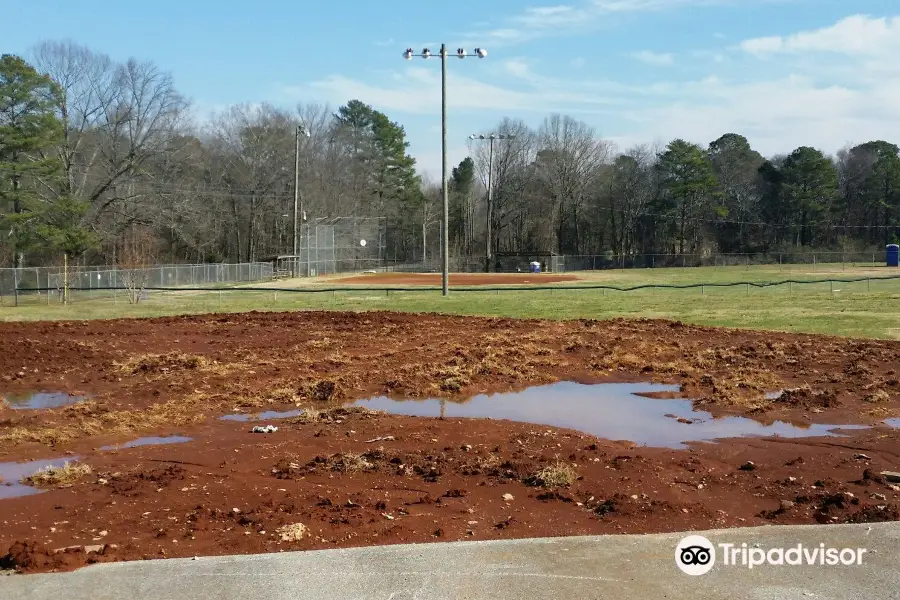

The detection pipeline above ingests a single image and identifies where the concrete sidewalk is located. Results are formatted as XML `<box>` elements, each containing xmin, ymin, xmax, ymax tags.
<box><xmin>2</xmin><ymin>523</ymin><xmax>898</xmax><ymax>600</ymax></box>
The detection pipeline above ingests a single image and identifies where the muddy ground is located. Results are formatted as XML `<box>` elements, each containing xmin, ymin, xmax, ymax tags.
<box><xmin>1</xmin><ymin>311</ymin><xmax>899</xmax><ymax>573</ymax></box>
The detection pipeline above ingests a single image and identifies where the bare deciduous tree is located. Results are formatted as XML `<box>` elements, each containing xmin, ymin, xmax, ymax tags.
<box><xmin>117</xmin><ymin>226</ymin><xmax>158</xmax><ymax>303</ymax></box>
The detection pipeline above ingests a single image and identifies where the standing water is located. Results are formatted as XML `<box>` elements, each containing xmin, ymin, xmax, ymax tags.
<box><xmin>351</xmin><ymin>382</ymin><xmax>871</xmax><ymax>449</ymax></box>
<box><xmin>0</xmin><ymin>457</ymin><xmax>81</xmax><ymax>500</ymax></box>
<box><xmin>3</xmin><ymin>392</ymin><xmax>85</xmax><ymax>410</ymax></box>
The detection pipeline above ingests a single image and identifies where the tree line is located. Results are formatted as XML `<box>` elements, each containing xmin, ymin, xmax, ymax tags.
<box><xmin>2</xmin><ymin>40</ymin><xmax>899</xmax><ymax>271</ymax></box>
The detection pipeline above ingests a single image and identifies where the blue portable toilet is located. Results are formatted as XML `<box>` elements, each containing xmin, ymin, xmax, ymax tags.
<box><xmin>888</xmin><ymin>244</ymin><xmax>900</xmax><ymax>267</ymax></box>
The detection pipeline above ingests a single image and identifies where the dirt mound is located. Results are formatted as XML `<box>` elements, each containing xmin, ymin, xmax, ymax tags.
<box><xmin>0</xmin><ymin>541</ymin><xmax>82</xmax><ymax>573</ymax></box>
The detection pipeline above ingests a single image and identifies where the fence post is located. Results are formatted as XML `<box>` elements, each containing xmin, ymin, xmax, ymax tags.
<box><xmin>789</xmin><ymin>281</ymin><xmax>792</xmax><ymax>295</ymax></box>
<box><xmin>830</xmin><ymin>280</ymin><xmax>834</xmax><ymax>296</ymax></box>
<box><xmin>867</xmin><ymin>278</ymin><xmax>870</xmax><ymax>293</ymax></box>
<box><xmin>746</xmin><ymin>283</ymin><xmax>749</xmax><ymax>296</ymax></box>
<box><xmin>701</xmin><ymin>285</ymin><xmax>704</xmax><ymax>296</ymax></box>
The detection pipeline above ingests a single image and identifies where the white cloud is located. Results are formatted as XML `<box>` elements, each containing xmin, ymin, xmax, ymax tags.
<box><xmin>741</xmin><ymin>14</ymin><xmax>900</xmax><ymax>56</ymax></box>
<box><xmin>632</xmin><ymin>50</ymin><xmax>674</xmax><ymax>65</ymax></box>
<box><xmin>275</xmin><ymin>13</ymin><xmax>900</xmax><ymax>176</ymax></box>
<box><xmin>281</xmin><ymin>62</ymin><xmax>623</xmax><ymax>117</ymax></box>
<box><xmin>503</xmin><ymin>59</ymin><xmax>532</xmax><ymax>77</ymax></box>
<box><xmin>466</xmin><ymin>0</ymin><xmax>793</xmax><ymax>46</ymax></box>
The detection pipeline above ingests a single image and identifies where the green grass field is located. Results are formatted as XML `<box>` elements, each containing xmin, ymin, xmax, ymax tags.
<box><xmin>3</xmin><ymin>264</ymin><xmax>900</xmax><ymax>340</ymax></box>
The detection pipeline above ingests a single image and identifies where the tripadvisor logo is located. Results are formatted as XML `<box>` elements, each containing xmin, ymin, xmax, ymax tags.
<box><xmin>675</xmin><ymin>535</ymin><xmax>868</xmax><ymax>576</ymax></box>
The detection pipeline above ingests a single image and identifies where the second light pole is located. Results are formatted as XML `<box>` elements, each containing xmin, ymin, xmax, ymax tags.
<box><xmin>404</xmin><ymin>45</ymin><xmax>487</xmax><ymax>295</ymax></box>
<box><xmin>469</xmin><ymin>133</ymin><xmax>515</xmax><ymax>272</ymax></box>
<box><xmin>292</xmin><ymin>120</ymin><xmax>310</xmax><ymax>277</ymax></box>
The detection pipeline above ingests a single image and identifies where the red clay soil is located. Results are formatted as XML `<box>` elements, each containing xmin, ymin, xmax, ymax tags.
<box><xmin>329</xmin><ymin>272</ymin><xmax>580</xmax><ymax>285</ymax></box>
<box><xmin>0</xmin><ymin>311</ymin><xmax>899</xmax><ymax>573</ymax></box>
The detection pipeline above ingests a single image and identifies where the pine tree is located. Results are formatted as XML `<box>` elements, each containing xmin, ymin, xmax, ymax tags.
<box><xmin>0</xmin><ymin>54</ymin><xmax>96</xmax><ymax>266</ymax></box>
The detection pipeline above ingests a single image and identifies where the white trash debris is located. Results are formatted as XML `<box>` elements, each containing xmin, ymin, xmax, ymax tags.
<box><xmin>252</xmin><ymin>425</ymin><xmax>279</xmax><ymax>434</ymax></box>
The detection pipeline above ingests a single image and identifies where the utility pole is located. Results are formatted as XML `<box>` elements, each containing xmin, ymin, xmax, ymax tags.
<box><xmin>487</xmin><ymin>136</ymin><xmax>493</xmax><ymax>272</ymax></box>
<box><xmin>404</xmin><ymin>45</ymin><xmax>487</xmax><ymax>295</ymax></box>
<box><xmin>292</xmin><ymin>121</ymin><xmax>309</xmax><ymax>276</ymax></box>
<box><xmin>441</xmin><ymin>44</ymin><xmax>449</xmax><ymax>294</ymax></box>
<box><xmin>469</xmin><ymin>133</ymin><xmax>515</xmax><ymax>272</ymax></box>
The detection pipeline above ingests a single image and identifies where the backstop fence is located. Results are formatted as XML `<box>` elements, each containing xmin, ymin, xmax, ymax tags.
<box><xmin>276</xmin><ymin>217</ymin><xmax>387</xmax><ymax>277</ymax></box>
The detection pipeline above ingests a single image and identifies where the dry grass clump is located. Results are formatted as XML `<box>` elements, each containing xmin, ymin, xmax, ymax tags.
<box><xmin>866</xmin><ymin>406</ymin><xmax>899</xmax><ymax>418</ymax></box>
<box><xmin>116</xmin><ymin>352</ymin><xmax>211</xmax><ymax>374</ymax></box>
<box><xmin>25</xmin><ymin>461</ymin><xmax>92</xmax><ymax>487</ymax></box>
<box><xmin>302</xmin><ymin>337</ymin><xmax>337</xmax><ymax>351</ymax></box>
<box><xmin>276</xmin><ymin>522</ymin><xmax>308</xmax><ymax>542</ymax></box>
<box><xmin>524</xmin><ymin>460</ymin><xmax>577</xmax><ymax>488</ymax></box>
<box><xmin>114</xmin><ymin>352</ymin><xmax>243</xmax><ymax>378</ymax></box>
<box><xmin>298</xmin><ymin>379</ymin><xmax>344</xmax><ymax>403</ymax></box>
<box><xmin>0</xmin><ymin>393</ymin><xmax>209</xmax><ymax>448</ymax></box>
<box><xmin>327</xmin><ymin>452</ymin><xmax>373</xmax><ymax>473</ymax></box>
<box><xmin>286</xmin><ymin>406</ymin><xmax>380</xmax><ymax>426</ymax></box>
<box><xmin>865</xmin><ymin>389</ymin><xmax>891</xmax><ymax>404</ymax></box>
<box><xmin>267</xmin><ymin>387</ymin><xmax>297</xmax><ymax>403</ymax></box>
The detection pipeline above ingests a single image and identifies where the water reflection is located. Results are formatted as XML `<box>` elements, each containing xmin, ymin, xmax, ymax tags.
<box><xmin>0</xmin><ymin>457</ymin><xmax>81</xmax><ymax>500</ymax></box>
<box><xmin>99</xmin><ymin>436</ymin><xmax>192</xmax><ymax>451</ymax></box>
<box><xmin>3</xmin><ymin>392</ymin><xmax>85</xmax><ymax>410</ymax></box>
<box><xmin>352</xmin><ymin>382</ymin><xmax>870</xmax><ymax>449</ymax></box>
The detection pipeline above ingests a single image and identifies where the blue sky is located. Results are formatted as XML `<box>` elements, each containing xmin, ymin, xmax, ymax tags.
<box><xmin>5</xmin><ymin>0</ymin><xmax>900</xmax><ymax>177</ymax></box>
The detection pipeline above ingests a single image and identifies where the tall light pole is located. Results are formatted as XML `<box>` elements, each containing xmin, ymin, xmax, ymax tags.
<box><xmin>469</xmin><ymin>133</ymin><xmax>515</xmax><ymax>272</ymax></box>
<box><xmin>292</xmin><ymin>120</ymin><xmax>310</xmax><ymax>276</ymax></box>
<box><xmin>404</xmin><ymin>45</ymin><xmax>487</xmax><ymax>296</ymax></box>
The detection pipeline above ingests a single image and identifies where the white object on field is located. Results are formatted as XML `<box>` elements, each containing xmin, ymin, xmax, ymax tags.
<box><xmin>360</xmin><ymin>239</ymin><xmax>367</xmax><ymax>247</ymax></box>
<box><xmin>252</xmin><ymin>425</ymin><xmax>279</xmax><ymax>434</ymax></box>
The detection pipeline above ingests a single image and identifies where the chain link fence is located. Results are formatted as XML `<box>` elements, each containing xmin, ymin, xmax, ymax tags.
<box><xmin>0</xmin><ymin>262</ymin><xmax>274</xmax><ymax>301</ymax></box>
<box><xmin>276</xmin><ymin>217</ymin><xmax>387</xmax><ymax>277</ymax></box>
<box><xmin>554</xmin><ymin>251</ymin><xmax>891</xmax><ymax>272</ymax></box>
<box><xmin>377</xmin><ymin>251</ymin><xmax>895</xmax><ymax>274</ymax></box>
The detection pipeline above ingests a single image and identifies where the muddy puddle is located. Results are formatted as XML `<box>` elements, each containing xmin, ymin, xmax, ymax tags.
<box><xmin>351</xmin><ymin>382</ymin><xmax>874</xmax><ymax>449</ymax></box>
<box><xmin>0</xmin><ymin>457</ymin><xmax>81</xmax><ymax>500</ymax></box>
<box><xmin>2</xmin><ymin>392</ymin><xmax>85</xmax><ymax>410</ymax></box>
<box><xmin>99</xmin><ymin>436</ymin><xmax>192</xmax><ymax>451</ymax></box>
<box><xmin>220</xmin><ymin>409</ymin><xmax>304</xmax><ymax>422</ymax></box>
